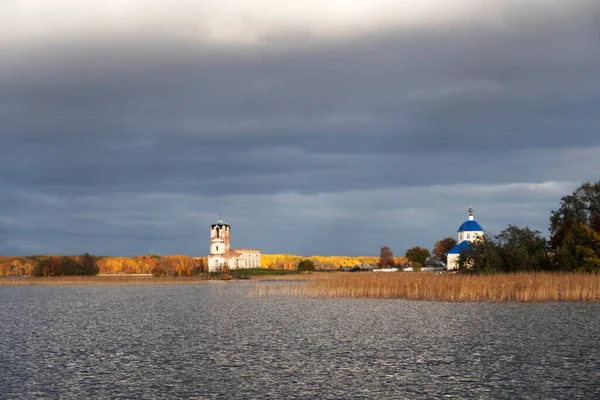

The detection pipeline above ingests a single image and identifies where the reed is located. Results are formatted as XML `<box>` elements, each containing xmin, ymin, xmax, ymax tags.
<box><xmin>251</xmin><ymin>272</ymin><xmax>600</xmax><ymax>302</ymax></box>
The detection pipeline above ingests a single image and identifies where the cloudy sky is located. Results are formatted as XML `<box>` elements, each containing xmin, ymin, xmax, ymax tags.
<box><xmin>2</xmin><ymin>0</ymin><xmax>599</xmax><ymax>256</ymax></box>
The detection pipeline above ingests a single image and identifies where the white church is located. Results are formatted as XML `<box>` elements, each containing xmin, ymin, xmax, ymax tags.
<box><xmin>446</xmin><ymin>207</ymin><xmax>484</xmax><ymax>270</ymax></box>
<box><xmin>207</xmin><ymin>218</ymin><xmax>261</xmax><ymax>272</ymax></box>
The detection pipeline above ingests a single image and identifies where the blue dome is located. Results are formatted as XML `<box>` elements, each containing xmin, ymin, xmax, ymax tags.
<box><xmin>457</xmin><ymin>220</ymin><xmax>483</xmax><ymax>232</ymax></box>
<box><xmin>447</xmin><ymin>240</ymin><xmax>472</xmax><ymax>254</ymax></box>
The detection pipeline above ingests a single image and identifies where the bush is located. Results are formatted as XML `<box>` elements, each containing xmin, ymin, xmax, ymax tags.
<box><xmin>297</xmin><ymin>259</ymin><xmax>315</xmax><ymax>272</ymax></box>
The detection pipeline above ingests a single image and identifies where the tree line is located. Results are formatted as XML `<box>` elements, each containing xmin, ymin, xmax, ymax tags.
<box><xmin>376</xmin><ymin>180</ymin><xmax>600</xmax><ymax>274</ymax></box>
<box><xmin>0</xmin><ymin>254</ymin><xmax>399</xmax><ymax>276</ymax></box>
<box><xmin>458</xmin><ymin>180</ymin><xmax>600</xmax><ymax>273</ymax></box>
<box><xmin>32</xmin><ymin>254</ymin><xmax>99</xmax><ymax>276</ymax></box>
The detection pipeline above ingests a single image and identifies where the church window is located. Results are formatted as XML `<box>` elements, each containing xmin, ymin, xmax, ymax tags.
<box><xmin>216</xmin><ymin>246</ymin><xmax>219</xmax><ymax>251</ymax></box>
<box><xmin>459</xmin><ymin>234</ymin><xmax>462</xmax><ymax>241</ymax></box>
<box><xmin>467</xmin><ymin>234</ymin><xmax>471</xmax><ymax>239</ymax></box>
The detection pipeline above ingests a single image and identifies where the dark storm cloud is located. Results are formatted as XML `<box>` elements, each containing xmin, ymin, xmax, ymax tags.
<box><xmin>1</xmin><ymin>1</ymin><xmax>600</xmax><ymax>255</ymax></box>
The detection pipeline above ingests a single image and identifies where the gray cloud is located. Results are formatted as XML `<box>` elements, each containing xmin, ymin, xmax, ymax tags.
<box><xmin>1</xmin><ymin>1</ymin><xmax>599</xmax><ymax>255</ymax></box>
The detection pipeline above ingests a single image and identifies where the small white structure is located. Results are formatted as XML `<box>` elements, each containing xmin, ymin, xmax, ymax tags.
<box><xmin>446</xmin><ymin>207</ymin><xmax>484</xmax><ymax>270</ymax></box>
<box><xmin>208</xmin><ymin>218</ymin><xmax>260</xmax><ymax>272</ymax></box>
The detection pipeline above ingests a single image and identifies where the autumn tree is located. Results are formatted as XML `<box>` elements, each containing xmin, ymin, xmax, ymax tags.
<box><xmin>378</xmin><ymin>246</ymin><xmax>395</xmax><ymax>268</ymax></box>
<box><xmin>192</xmin><ymin>258</ymin><xmax>206</xmax><ymax>275</ymax></box>
<box><xmin>433</xmin><ymin>237</ymin><xmax>457</xmax><ymax>259</ymax></box>
<box><xmin>405</xmin><ymin>246</ymin><xmax>431</xmax><ymax>265</ymax></box>
<box><xmin>32</xmin><ymin>254</ymin><xmax>99</xmax><ymax>276</ymax></box>
<box><xmin>152</xmin><ymin>255</ymin><xmax>204</xmax><ymax>276</ymax></box>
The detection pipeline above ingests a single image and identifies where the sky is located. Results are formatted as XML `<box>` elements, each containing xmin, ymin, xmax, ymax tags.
<box><xmin>1</xmin><ymin>0</ymin><xmax>599</xmax><ymax>256</ymax></box>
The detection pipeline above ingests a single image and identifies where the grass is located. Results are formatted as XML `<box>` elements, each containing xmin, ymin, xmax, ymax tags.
<box><xmin>230</xmin><ymin>268</ymin><xmax>302</xmax><ymax>278</ymax></box>
<box><xmin>251</xmin><ymin>272</ymin><xmax>600</xmax><ymax>302</ymax></box>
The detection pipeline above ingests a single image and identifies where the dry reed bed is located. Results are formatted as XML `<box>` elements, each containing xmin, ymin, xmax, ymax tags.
<box><xmin>252</xmin><ymin>272</ymin><xmax>600</xmax><ymax>302</ymax></box>
<box><xmin>0</xmin><ymin>275</ymin><xmax>211</xmax><ymax>286</ymax></box>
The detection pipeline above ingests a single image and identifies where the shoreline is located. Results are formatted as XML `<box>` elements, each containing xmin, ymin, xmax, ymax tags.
<box><xmin>0</xmin><ymin>275</ymin><xmax>211</xmax><ymax>286</ymax></box>
<box><xmin>1</xmin><ymin>272</ymin><xmax>599</xmax><ymax>302</ymax></box>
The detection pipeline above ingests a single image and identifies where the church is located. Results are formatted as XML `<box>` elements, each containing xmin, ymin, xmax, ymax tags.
<box><xmin>207</xmin><ymin>218</ymin><xmax>261</xmax><ymax>272</ymax></box>
<box><xmin>446</xmin><ymin>207</ymin><xmax>484</xmax><ymax>270</ymax></box>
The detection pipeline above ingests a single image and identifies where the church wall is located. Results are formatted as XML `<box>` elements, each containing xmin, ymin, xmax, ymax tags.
<box><xmin>208</xmin><ymin>251</ymin><xmax>261</xmax><ymax>272</ymax></box>
<box><xmin>236</xmin><ymin>250</ymin><xmax>261</xmax><ymax>268</ymax></box>
<box><xmin>208</xmin><ymin>255</ymin><xmax>228</xmax><ymax>271</ymax></box>
<box><xmin>458</xmin><ymin>230</ymin><xmax>483</xmax><ymax>243</ymax></box>
<box><xmin>210</xmin><ymin>241</ymin><xmax>224</xmax><ymax>254</ymax></box>
<box><xmin>447</xmin><ymin>254</ymin><xmax>460</xmax><ymax>270</ymax></box>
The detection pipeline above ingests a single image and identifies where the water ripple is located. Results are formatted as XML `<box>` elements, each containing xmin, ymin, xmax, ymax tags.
<box><xmin>0</xmin><ymin>284</ymin><xmax>598</xmax><ymax>399</ymax></box>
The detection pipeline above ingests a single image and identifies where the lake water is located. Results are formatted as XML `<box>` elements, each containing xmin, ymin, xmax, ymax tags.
<box><xmin>0</xmin><ymin>282</ymin><xmax>598</xmax><ymax>399</ymax></box>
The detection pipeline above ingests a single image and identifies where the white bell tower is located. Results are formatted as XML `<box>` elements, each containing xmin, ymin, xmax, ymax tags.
<box><xmin>210</xmin><ymin>216</ymin><xmax>230</xmax><ymax>256</ymax></box>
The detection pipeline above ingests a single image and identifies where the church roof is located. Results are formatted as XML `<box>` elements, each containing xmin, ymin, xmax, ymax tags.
<box><xmin>447</xmin><ymin>240</ymin><xmax>473</xmax><ymax>254</ymax></box>
<box><xmin>457</xmin><ymin>220</ymin><xmax>483</xmax><ymax>232</ymax></box>
<box><xmin>211</xmin><ymin>219</ymin><xmax>229</xmax><ymax>227</ymax></box>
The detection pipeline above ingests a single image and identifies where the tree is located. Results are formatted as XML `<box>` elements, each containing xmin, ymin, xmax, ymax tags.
<box><xmin>433</xmin><ymin>237</ymin><xmax>457</xmax><ymax>259</ymax></box>
<box><xmin>297</xmin><ymin>259</ymin><xmax>315</xmax><ymax>272</ymax></box>
<box><xmin>458</xmin><ymin>226</ymin><xmax>551</xmax><ymax>274</ymax></box>
<box><xmin>10</xmin><ymin>260</ymin><xmax>23</xmax><ymax>275</ymax></box>
<box><xmin>556</xmin><ymin>223</ymin><xmax>600</xmax><ymax>271</ymax></box>
<box><xmin>405</xmin><ymin>246</ymin><xmax>431</xmax><ymax>265</ymax></box>
<box><xmin>152</xmin><ymin>255</ymin><xmax>198</xmax><ymax>276</ymax></box>
<box><xmin>550</xmin><ymin>181</ymin><xmax>600</xmax><ymax>248</ymax></box>
<box><xmin>496</xmin><ymin>225</ymin><xmax>550</xmax><ymax>272</ymax></box>
<box><xmin>378</xmin><ymin>247</ymin><xmax>395</xmax><ymax>268</ymax></box>
<box><xmin>457</xmin><ymin>235</ymin><xmax>503</xmax><ymax>274</ymax></box>
<box><xmin>79</xmin><ymin>253</ymin><xmax>100</xmax><ymax>275</ymax></box>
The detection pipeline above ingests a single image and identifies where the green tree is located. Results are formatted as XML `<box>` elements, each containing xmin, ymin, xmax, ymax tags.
<box><xmin>550</xmin><ymin>181</ymin><xmax>600</xmax><ymax>248</ymax></box>
<box><xmin>433</xmin><ymin>237</ymin><xmax>457</xmax><ymax>259</ymax></box>
<box><xmin>458</xmin><ymin>227</ymin><xmax>551</xmax><ymax>274</ymax></box>
<box><xmin>79</xmin><ymin>253</ymin><xmax>100</xmax><ymax>275</ymax></box>
<box><xmin>457</xmin><ymin>235</ymin><xmax>503</xmax><ymax>274</ymax></box>
<box><xmin>405</xmin><ymin>246</ymin><xmax>431</xmax><ymax>265</ymax></box>
<box><xmin>496</xmin><ymin>225</ymin><xmax>550</xmax><ymax>272</ymax></box>
<box><xmin>297</xmin><ymin>259</ymin><xmax>315</xmax><ymax>272</ymax></box>
<box><xmin>59</xmin><ymin>256</ymin><xmax>79</xmax><ymax>275</ymax></box>
<box><xmin>557</xmin><ymin>223</ymin><xmax>600</xmax><ymax>271</ymax></box>
<box><xmin>378</xmin><ymin>246</ymin><xmax>395</xmax><ymax>268</ymax></box>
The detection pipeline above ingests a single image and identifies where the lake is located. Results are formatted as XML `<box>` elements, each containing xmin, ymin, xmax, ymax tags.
<box><xmin>0</xmin><ymin>282</ymin><xmax>598</xmax><ymax>399</ymax></box>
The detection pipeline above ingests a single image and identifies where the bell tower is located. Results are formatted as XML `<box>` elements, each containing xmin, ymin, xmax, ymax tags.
<box><xmin>210</xmin><ymin>216</ymin><xmax>230</xmax><ymax>256</ymax></box>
